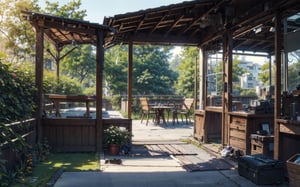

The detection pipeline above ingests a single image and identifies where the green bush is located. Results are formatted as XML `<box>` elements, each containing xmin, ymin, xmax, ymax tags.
<box><xmin>83</xmin><ymin>86</ymin><xmax>96</xmax><ymax>96</ymax></box>
<box><xmin>111</xmin><ymin>94</ymin><xmax>121</xmax><ymax>110</ymax></box>
<box><xmin>0</xmin><ymin>60</ymin><xmax>83</xmax><ymax>121</ymax></box>
<box><xmin>43</xmin><ymin>71</ymin><xmax>82</xmax><ymax>95</ymax></box>
<box><xmin>0</xmin><ymin>61</ymin><xmax>36</xmax><ymax>121</ymax></box>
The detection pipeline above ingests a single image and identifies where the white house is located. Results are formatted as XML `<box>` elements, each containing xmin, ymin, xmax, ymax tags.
<box><xmin>238</xmin><ymin>60</ymin><xmax>262</xmax><ymax>89</ymax></box>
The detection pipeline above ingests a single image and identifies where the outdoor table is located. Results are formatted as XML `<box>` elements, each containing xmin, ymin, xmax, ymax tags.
<box><xmin>151</xmin><ymin>105</ymin><xmax>173</xmax><ymax>125</ymax></box>
<box><xmin>47</xmin><ymin>94</ymin><xmax>96</xmax><ymax>117</ymax></box>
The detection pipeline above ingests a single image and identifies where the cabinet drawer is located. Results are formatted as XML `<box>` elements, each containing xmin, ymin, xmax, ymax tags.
<box><xmin>229</xmin><ymin>137</ymin><xmax>246</xmax><ymax>150</ymax></box>
<box><xmin>230</xmin><ymin>129</ymin><xmax>246</xmax><ymax>139</ymax></box>
<box><xmin>230</xmin><ymin>122</ymin><xmax>246</xmax><ymax>131</ymax></box>
<box><xmin>231</xmin><ymin>116</ymin><xmax>246</xmax><ymax>125</ymax></box>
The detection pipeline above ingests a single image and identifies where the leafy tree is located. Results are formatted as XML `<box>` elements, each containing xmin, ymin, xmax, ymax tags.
<box><xmin>104</xmin><ymin>45</ymin><xmax>128</xmax><ymax>95</ymax></box>
<box><xmin>240</xmin><ymin>88</ymin><xmax>257</xmax><ymax>97</ymax></box>
<box><xmin>174</xmin><ymin>47</ymin><xmax>198</xmax><ymax>97</ymax></box>
<box><xmin>1</xmin><ymin>0</ymin><xmax>91</xmax><ymax>84</ymax></box>
<box><xmin>258</xmin><ymin>61</ymin><xmax>274</xmax><ymax>86</ymax></box>
<box><xmin>43</xmin><ymin>0</ymin><xmax>86</xmax><ymax>18</ymax></box>
<box><xmin>232</xmin><ymin>56</ymin><xmax>247</xmax><ymax>82</ymax></box>
<box><xmin>42</xmin><ymin>0</ymin><xmax>93</xmax><ymax>85</ymax></box>
<box><xmin>104</xmin><ymin>45</ymin><xmax>176</xmax><ymax>95</ymax></box>
<box><xmin>0</xmin><ymin>0</ymin><xmax>39</xmax><ymax>63</ymax></box>
<box><xmin>133</xmin><ymin>45</ymin><xmax>176</xmax><ymax>95</ymax></box>
<box><xmin>43</xmin><ymin>70</ymin><xmax>82</xmax><ymax>95</ymax></box>
<box><xmin>61</xmin><ymin>45</ymin><xmax>96</xmax><ymax>84</ymax></box>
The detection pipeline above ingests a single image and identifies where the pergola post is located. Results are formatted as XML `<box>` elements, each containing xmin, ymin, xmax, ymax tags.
<box><xmin>127</xmin><ymin>41</ymin><xmax>133</xmax><ymax>118</ymax></box>
<box><xmin>34</xmin><ymin>25</ymin><xmax>44</xmax><ymax>142</ymax></box>
<box><xmin>203</xmin><ymin>50</ymin><xmax>208</xmax><ymax>109</ymax></box>
<box><xmin>274</xmin><ymin>11</ymin><xmax>283</xmax><ymax>160</ymax></box>
<box><xmin>222</xmin><ymin>30</ymin><xmax>233</xmax><ymax>146</ymax></box>
<box><xmin>55</xmin><ymin>46</ymin><xmax>60</xmax><ymax>83</ymax></box>
<box><xmin>198</xmin><ymin>47</ymin><xmax>204</xmax><ymax>110</ymax></box>
<box><xmin>96</xmin><ymin>30</ymin><xmax>104</xmax><ymax>152</ymax></box>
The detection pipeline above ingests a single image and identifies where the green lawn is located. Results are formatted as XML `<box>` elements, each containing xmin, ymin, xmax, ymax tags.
<box><xmin>16</xmin><ymin>153</ymin><xmax>100</xmax><ymax>187</ymax></box>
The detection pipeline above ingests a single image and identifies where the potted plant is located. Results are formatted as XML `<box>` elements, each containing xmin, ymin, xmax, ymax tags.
<box><xmin>104</xmin><ymin>126</ymin><xmax>131</xmax><ymax>155</ymax></box>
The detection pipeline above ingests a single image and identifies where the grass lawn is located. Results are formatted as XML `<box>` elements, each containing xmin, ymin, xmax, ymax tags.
<box><xmin>16</xmin><ymin>153</ymin><xmax>100</xmax><ymax>187</ymax></box>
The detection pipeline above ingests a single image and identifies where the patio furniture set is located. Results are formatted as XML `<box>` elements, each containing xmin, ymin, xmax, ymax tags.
<box><xmin>140</xmin><ymin>97</ymin><xmax>194</xmax><ymax>126</ymax></box>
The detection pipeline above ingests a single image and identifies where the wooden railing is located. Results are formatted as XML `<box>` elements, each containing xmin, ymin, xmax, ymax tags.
<box><xmin>43</xmin><ymin>118</ymin><xmax>96</xmax><ymax>152</ymax></box>
<box><xmin>0</xmin><ymin>118</ymin><xmax>36</xmax><ymax>169</ymax></box>
<box><xmin>42</xmin><ymin>118</ymin><xmax>132</xmax><ymax>152</ymax></box>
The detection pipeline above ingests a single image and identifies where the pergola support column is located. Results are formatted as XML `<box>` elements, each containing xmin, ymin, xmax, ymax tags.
<box><xmin>222</xmin><ymin>30</ymin><xmax>233</xmax><ymax>146</ymax></box>
<box><xmin>127</xmin><ymin>41</ymin><xmax>133</xmax><ymax>118</ymax></box>
<box><xmin>274</xmin><ymin>11</ymin><xmax>283</xmax><ymax>160</ymax></box>
<box><xmin>96</xmin><ymin>30</ymin><xmax>104</xmax><ymax>152</ymax></box>
<box><xmin>35</xmin><ymin>26</ymin><xmax>44</xmax><ymax>143</ymax></box>
<box><xmin>198</xmin><ymin>47</ymin><xmax>205</xmax><ymax>110</ymax></box>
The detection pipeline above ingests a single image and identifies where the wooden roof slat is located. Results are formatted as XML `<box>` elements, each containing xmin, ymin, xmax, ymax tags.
<box><xmin>182</xmin><ymin>0</ymin><xmax>226</xmax><ymax>34</ymax></box>
<box><xmin>165</xmin><ymin>15</ymin><xmax>192</xmax><ymax>36</ymax></box>
<box><xmin>22</xmin><ymin>10</ymin><xmax>115</xmax><ymax>47</ymax></box>
<box><xmin>150</xmin><ymin>13</ymin><xmax>168</xmax><ymax>34</ymax></box>
<box><xmin>102</xmin><ymin>0</ymin><xmax>300</xmax><ymax>51</ymax></box>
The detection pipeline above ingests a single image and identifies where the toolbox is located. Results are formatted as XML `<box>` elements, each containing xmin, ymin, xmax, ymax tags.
<box><xmin>238</xmin><ymin>154</ymin><xmax>284</xmax><ymax>185</ymax></box>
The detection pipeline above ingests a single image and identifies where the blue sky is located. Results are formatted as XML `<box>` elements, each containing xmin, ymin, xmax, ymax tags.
<box><xmin>38</xmin><ymin>0</ymin><xmax>190</xmax><ymax>23</ymax></box>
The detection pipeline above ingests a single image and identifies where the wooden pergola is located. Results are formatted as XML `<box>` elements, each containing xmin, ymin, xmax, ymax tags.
<box><xmin>103</xmin><ymin>0</ymin><xmax>300</xmax><ymax>161</ymax></box>
<box><xmin>22</xmin><ymin>11</ymin><xmax>120</xmax><ymax>152</ymax></box>
<box><xmin>23</xmin><ymin>0</ymin><xmax>300</xmax><ymax>158</ymax></box>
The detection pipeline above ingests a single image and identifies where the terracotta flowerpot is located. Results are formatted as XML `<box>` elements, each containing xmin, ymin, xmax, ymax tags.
<box><xmin>109</xmin><ymin>144</ymin><xmax>120</xmax><ymax>155</ymax></box>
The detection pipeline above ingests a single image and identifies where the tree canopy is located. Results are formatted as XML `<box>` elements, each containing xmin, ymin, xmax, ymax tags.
<box><xmin>104</xmin><ymin>45</ymin><xmax>177</xmax><ymax>95</ymax></box>
<box><xmin>173</xmin><ymin>47</ymin><xmax>197</xmax><ymax>98</ymax></box>
<box><xmin>0</xmin><ymin>0</ymin><xmax>39</xmax><ymax>63</ymax></box>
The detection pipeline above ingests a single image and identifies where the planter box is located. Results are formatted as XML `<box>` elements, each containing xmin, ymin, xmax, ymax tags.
<box><xmin>287</xmin><ymin>153</ymin><xmax>300</xmax><ymax>187</ymax></box>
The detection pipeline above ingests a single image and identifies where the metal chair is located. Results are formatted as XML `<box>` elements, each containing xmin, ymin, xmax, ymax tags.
<box><xmin>173</xmin><ymin>98</ymin><xmax>194</xmax><ymax>124</ymax></box>
<box><xmin>139</xmin><ymin>97</ymin><xmax>157</xmax><ymax>126</ymax></box>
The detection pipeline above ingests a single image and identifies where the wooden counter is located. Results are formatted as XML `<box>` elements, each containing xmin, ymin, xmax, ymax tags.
<box><xmin>194</xmin><ymin>107</ymin><xmax>222</xmax><ymax>143</ymax></box>
<box><xmin>274</xmin><ymin>119</ymin><xmax>300</xmax><ymax>161</ymax></box>
<box><xmin>228</xmin><ymin>112</ymin><xmax>274</xmax><ymax>155</ymax></box>
<box><xmin>47</xmin><ymin>94</ymin><xmax>96</xmax><ymax>117</ymax></box>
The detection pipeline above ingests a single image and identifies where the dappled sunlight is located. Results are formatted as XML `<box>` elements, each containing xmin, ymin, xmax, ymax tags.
<box><xmin>43</xmin><ymin>153</ymin><xmax>100</xmax><ymax>171</ymax></box>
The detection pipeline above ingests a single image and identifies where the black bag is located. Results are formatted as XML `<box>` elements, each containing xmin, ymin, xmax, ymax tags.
<box><xmin>238</xmin><ymin>154</ymin><xmax>284</xmax><ymax>185</ymax></box>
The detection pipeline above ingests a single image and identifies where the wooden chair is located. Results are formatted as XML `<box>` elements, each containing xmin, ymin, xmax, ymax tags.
<box><xmin>139</xmin><ymin>97</ymin><xmax>157</xmax><ymax>126</ymax></box>
<box><xmin>42</xmin><ymin>94</ymin><xmax>55</xmax><ymax>117</ymax></box>
<box><xmin>173</xmin><ymin>98</ymin><xmax>194</xmax><ymax>124</ymax></box>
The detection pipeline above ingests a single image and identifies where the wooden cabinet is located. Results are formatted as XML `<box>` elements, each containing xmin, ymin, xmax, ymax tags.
<box><xmin>229</xmin><ymin>116</ymin><xmax>247</xmax><ymax>154</ymax></box>
<box><xmin>194</xmin><ymin>107</ymin><xmax>222</xmax><ymax>143</ymax></box>
<box><xmin>229</xmin><ymin>112</ymin><xmax>274</xmax><ymax>155</ymax></box>
<box><xmin>274</xmin><ymin>119</ymin><xmax>300</xmax><ymax>161</ymax></box>
<box><xmin>250</xmin><ymin>134</ymin><xmax>274</xmax><ymax>157</ymax></box>
<box><xmin>194</xmin><ymin>110</ymin><xmax>205</xmax><ymax>142</ymax></box>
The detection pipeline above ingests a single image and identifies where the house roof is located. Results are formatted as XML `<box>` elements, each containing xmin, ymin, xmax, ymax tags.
<box><xmin>22</xmin><ymin>11</ymin><xmax>115</xmax><ymax>49</ymax></box>
<box><xmin>103</xmin><ymin>0</ymin><xmax>300</xmax><ymax>53</ymax></box>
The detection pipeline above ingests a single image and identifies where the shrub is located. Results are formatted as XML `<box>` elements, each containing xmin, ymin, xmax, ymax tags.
<box><xmin>111</xmin><ymin>94</ymin><xmax>121</xmax><ymax>110</ymax></box>
<box><xmin>43</xmin><ymin>71</ymin><xmax>82</xmax><ymax>95</ymax></box>
<box><xmin>0</xmin><ymin>61</ymin><xmax>36</xmax><ymax>121</ymax></box>
<box><xmin>103</xmin><ymin>126</ymin><xmax>131</xmax><ymax>145</ymax></box>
